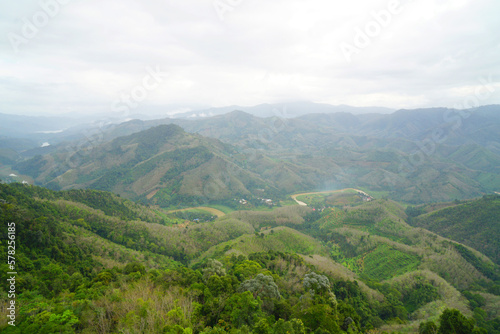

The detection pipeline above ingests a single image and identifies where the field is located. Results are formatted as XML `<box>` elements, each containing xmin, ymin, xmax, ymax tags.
<box><xmin>292</xmin><ymin>188</ymin><xmax>371</xmax><ymax>207</ymax></box>
<box><xmin>361</xmin><ymin>244</ymin><xmax>421</xmax><ymax>280</ymax></box>
<box><xmin>168</xmin><ymin>206</ymin><xmax>226</xmax><ymax>217</ymax></box>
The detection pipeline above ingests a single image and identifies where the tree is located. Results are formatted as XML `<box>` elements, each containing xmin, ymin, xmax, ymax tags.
<box><xmin>303</xmin><ymin>272</ymin><xmax>337</xmax><ymax>308</ymax></box>
<box><xmin>123</xmin><ymin>262</ymin><xmax>146</xmax><ymax>275</ymax></box>
<box><xmin>203</xmin><ymin>259</ymin><xmax>226</xmax><ymax>281</ymax></box>
<box><xmin>294</xmin><ymin>304</ymin><xmax>340</xmax><ymax>333</ymax></box>
<box><xmin>239</xmin><ymin>274</ymin><xmax>280</xmax><ymax>300</ymax></box>
<box><xmin>24</xmin><ymin>310</ymin><xmax>79</xmax><ymax>334</ymax></box>
<box><xmin>438</xmin><ymin>309</ymin><xmax>474</xmax><ymax>334</ymax></box>
<box><xmin>222</xmin><ymin>291</ymin><xmax>263</xmax><ymax>328</ymax></box>
<box><xmin>303</xmin><ymin>272</ymin><xmax>331</xmax><ymax>295</ymax></box>
<box><xmin>253</xmin><ymin>318</ymin><xmax>272</xmax><ymax>334</ymax></box>
<box><xmin>233</xmin><ymin>260</ymin><xmax>262</xmax><ymax>280</ymax></box>
<box><xmin>420</xmin><ymin>321</ymin><xmax>438</xmax><ymax>334</ymax></box>
<box><xmin>207</xmin><ymin>275</ymin><xmax>236</xmax><ymax>297</ymax></box>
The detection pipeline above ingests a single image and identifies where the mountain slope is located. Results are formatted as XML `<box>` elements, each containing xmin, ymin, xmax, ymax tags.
<box><xmin>15</xmin><ymin>124</ymin><xmax>282</xmax><ymax>207</ymax></box>
<box><xmin>11</xmin><ymin>105</ymin><xmax>500</xmax><ymax>204</ymax></box>
<box><xmin>186</xmin><ymin>196</ymin><xmax>500</xmax><ymax>332</ymax></box>
<box><xmin>15</xmin><ymin>124</ymin><xmax>326</xmax><ymax>207</ymax></box>
<box><xmin>408</xmin><ymin>194</ymin><xmax>500</xmax><ymax>266</ymax></box>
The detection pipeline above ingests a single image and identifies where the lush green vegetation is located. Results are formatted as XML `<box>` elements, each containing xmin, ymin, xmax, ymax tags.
<box><xmin>409</xmin><ymin>195</ymin><xmax>500</xmax><ymax>265</ymax></box>
<box><xmin>361</xmin><ymin>244</ymin><xmax>421</xmax><ymax>281</ymax></box>
<box><xmin>13</xmin><ymin>124</ymin><xmax>294</xmax><ymax>208</ymax></box>
<box><xmin>172</xmin><ymin>209</ymin><xmax>217</xmax><ymax>222</ymax></box>
<box><xmin>1</xmin><ymin>182</ymin><xmax>499</xmax><ymax>333</ymax></box>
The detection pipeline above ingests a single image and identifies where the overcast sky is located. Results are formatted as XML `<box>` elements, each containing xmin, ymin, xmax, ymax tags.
<box><xmin>1</xmin><ymin>0</ymin><xmax>499</xmax><ymax>116</ymax></box>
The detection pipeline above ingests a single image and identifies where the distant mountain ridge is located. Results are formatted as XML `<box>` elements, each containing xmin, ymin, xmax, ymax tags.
<box><xmin>7</xmin><ymin>105</ymin><xmax>500</xmax><ymax>204</ymax></box>
<box><xmin>172</xmin><ymin>101</ymin><xmax>395</xmax><ymax>119</ymax></box>
<box><xmin>95</xmin><ymin>106</ymin><xmax>500</xmax><ymax>203</ymax></box>
<box><xmin>14</xmin><ymin>124</ymin><xmax>322</xmax><ymax>207</ymax></box>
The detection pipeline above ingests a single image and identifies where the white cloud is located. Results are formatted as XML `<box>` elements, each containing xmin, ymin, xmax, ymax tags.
<box><xmin>0</xmin><ymin>0</ymin><xmax>498</xmax><ymax>116</ymax></box>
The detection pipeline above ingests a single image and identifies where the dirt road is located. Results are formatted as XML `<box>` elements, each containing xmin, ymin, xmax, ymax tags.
<box><xmin>291</xmin><ymin>188</ymin><xmax>371</xmax><ymax>206</ymax></box>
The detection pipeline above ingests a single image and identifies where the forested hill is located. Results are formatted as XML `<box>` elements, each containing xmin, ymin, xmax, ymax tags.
<box><xmin>13</xmin><ymin>124</ymin><xmax>276</xmax><ymax>206</ymax></box>
<box><xmin>1</xmin><ymin>182</ymin><xmax>499</xmax><ymax>333</ymax></box>
<box><xmin>407</xmin><ymin>194</ymin><xmax>500</xmax><ymax>266</ymax></box>
<box><xmin>14</xmin><ymin>123</ymin><xmax>325</xmax><ymax>207</ymax></box>
<box><xmin>8</xmin><ymin>106</ymin><xmax>500</xmax><ymax>205</ymax></box>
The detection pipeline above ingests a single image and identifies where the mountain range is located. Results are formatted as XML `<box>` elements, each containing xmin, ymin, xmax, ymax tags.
<box><xmin>8</xmin><ymin>104</ymin><xmax>500</xmax><ymax>204</ymax></box>
<box><xmin>1</xmin><ymin>103</ymin><xmax>500</xmax><ymax>333</ymax></box>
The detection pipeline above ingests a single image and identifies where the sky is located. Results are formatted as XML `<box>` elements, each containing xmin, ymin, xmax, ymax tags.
<box><xmin>0</xmin><ymin>0</ymin><xmax>499</xmax><ymax>117</ymax></box>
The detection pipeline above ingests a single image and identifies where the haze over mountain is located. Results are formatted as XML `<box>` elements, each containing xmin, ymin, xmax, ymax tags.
<box><xmin>170</xmin><ymin>101</ymin><xmax>395</xmax><ymax>119</ymax></box>
<box><xmin>14</xmin><ymin>124</ymin><xmax>324</xmax><ymax>207</ymax></box>
<box><xmin>7</xmin><ymin>104</ymin><xmax>500</xmax><ymax>205</ymax></box>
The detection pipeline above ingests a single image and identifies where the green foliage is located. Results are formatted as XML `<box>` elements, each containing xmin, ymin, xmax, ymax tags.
<box><xmin>239</xmin><ymin>273</ymin><xmax>280</xmax><ymax>300</ymax></box>
<box><xmin>303</xmin><ymin>272</ymin><xmax>331</xmax><ymax>295</ymax></box>
<box><xmin>405</xmin><ymin>205</ymin><xmax>426</xmax><ymax>219</ymax></box>
<box><xmin>203</xmin><ymin>259</ymin><xmax>226</xmax><ymax>281</ymax></box>
<box><xmin>294</xmin><ymin>303</ymin><xmax>340</xmax><ymax>333</ymax></box>
<box><xmin>420</xmin><ymin>321</ymin><xmax>438</xmax><ymax>334</ymax></box>
<box><xmin>362</xmin><ymin>245</ymin><xmax>421</xmax><ymax>281</ymax></box>
<box><xmin>411</xmin><ymin>195</ymin><xmax>500</xmax><ymax>265</ymax></box>
<box><xmin>1</xmin><ymin>181</ymin><xmax>499</xmax><ymax>334</ymax></box>
<box><xmin>233</xmin><ymin>260</ymin><xmax>263</xmax><ymax>280</ymax></box>
<box><xmin>123</xmin><ymin>262</ymin><xmax>146</xmax><ymax>275</ymax></box>
<box><xmin>223</xmin><ymin>291</ymin><xmax>263</xmax><ymax>328</ymax></box>
<box><xmin>23</xmin><ymin>309</ymin><xmax>79</xmax><ymax>334</ymax></box>
<box><xmin>402</xmin><ymin>282</ymin><xmax>440</xmax><ymax>313</ymax></box>
<box><xmin>273</xmin><ymin>318</ymin><xmax>306</xmax><ymax>334</ymax></box>
<box><xmin>438</xmin><ymin>309</ymin><xmax>475</xmax><ymax>334</ymax></box>
<box><xmin>462</xmin><ymin>291</ymin><xmax>486</xmax><ymax>309</ymax></box>
<box><xmin>453</xmin><ymin>243</ymin><xmax>499</xmax><ymax>281</ymax></box>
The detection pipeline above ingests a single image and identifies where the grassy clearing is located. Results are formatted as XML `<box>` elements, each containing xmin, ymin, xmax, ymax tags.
<box><xmin>280</xmin><ymin>199</ymin><xmax>299</xmax><ymax>206</ymax></box>
<box><xmin>292</xmin><ymin>189</ymin><xmax>371</xmax><ymax>207</ymax></box>
<box><xmin>168</xmin><ymin>206</ymin><xmax>226</xmax><ymax>217</ymax></box>
<box><xmin>208</xmin><ymin>204</ymin><xmax>234</xmax><ymax>214</ymax></box>
<box><xmin>154</xmin><ymin>208</ymin><xmax>178</xmax><ymax>221</ymax></box>
<box><xmin>296</xmin><ymin>193</ymin><xmax>326</xmax><ymax>206</ymax></box>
